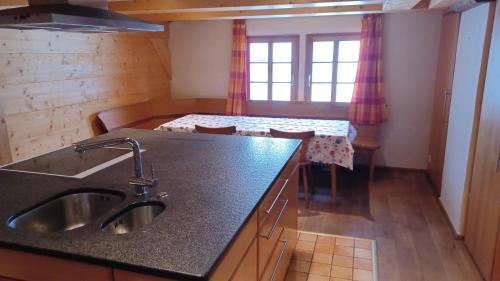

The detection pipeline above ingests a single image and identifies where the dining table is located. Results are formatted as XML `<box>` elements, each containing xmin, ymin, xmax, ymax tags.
<box><xmin>157</xmin><ymin>114</ymin><xmax>356</xmax><ymax>202</ymax></box>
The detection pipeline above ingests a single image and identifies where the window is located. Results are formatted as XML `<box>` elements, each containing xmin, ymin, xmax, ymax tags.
<box><xmin>248</xmin><ymin>36</ymin><xmax>299</xmax><ymax>101</ymax></box>
<box><xmin>305</xmin><ymin>34</ymin><xmax>360</xmax><ymax>103</ymax></box>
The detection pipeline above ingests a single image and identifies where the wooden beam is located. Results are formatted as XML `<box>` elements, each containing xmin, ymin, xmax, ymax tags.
<box><xmin>110</xmin><ymin>0</ymin><xmax>381</xmax><ymax>14</ymax></box>
<box><xmin>383</xmin><ymin>0</ymin><xmax>425</xmax><ymax>10</ymax></box>
<box><xmin>131</xmin><ymin>4</ymin><xmax>383</xmax><ymax>21</ymax></box>
<box><xmin>0</xmin><ymin>0</ymin><xmax>130</xmax><ymax>9</ymax></box>
<box><xmin>429</xmin><ymin>0</ymin><xmax>460</xmax><ymax>9</ymax></box>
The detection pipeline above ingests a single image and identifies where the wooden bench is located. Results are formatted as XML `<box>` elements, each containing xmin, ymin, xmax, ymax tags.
<box><xmin>352</xmin><ymin>124</ymin><xmax>381</xmax><ymax>182</ymax></box>
<box><xmin>96</xmin><ymin>101</ymin><xmax>180</xmax><ymax>133</ymax></box>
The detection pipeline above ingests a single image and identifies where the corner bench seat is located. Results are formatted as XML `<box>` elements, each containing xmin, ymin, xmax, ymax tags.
<box><xmin>97</xmin><ymin>101</ymin><xmax>180</xmax><ymax>133</ymax></box>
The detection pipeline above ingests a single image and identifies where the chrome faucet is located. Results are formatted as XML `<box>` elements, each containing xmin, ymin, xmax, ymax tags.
<box><xmin>73</xmin><ymin>137</ymin><xmax>157</xmax><ymax>197</ymax></box>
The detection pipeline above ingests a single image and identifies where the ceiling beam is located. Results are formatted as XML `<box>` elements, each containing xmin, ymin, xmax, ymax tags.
<box><xmin>382</xmin><ymin>0</ymin><xmax>426</xmax><ymax>10</ymax></box>
<box><xmin>0</xmin><ymin>0</ymin><xmax>130</xmax><ymax>9</ymax></box>
<box><xmin>428</xmin><ymin>0</ymin><xmax>460</xmax><ymax>8</ymax></box>
<box><xmin>130</xmin><ymin>3</ymin><xmax>383</xmax><ymax>21</ymax></box>
<box><xmin>110</xmin><ymin>0</ymin><xmax>382</xmax><ymax>14</ymax></box>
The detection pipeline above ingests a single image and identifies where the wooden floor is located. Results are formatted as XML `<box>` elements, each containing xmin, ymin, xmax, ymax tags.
<box><xmin>297</xmin><ymin>166</ymin><xmax>483</xmax><ymax>281</ymax></box>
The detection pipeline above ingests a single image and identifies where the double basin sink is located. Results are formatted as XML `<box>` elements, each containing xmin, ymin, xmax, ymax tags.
<box><xmin>6</xmin><ymin>188</ymin><xmax>165</xmax><ymax>235</ymax></box>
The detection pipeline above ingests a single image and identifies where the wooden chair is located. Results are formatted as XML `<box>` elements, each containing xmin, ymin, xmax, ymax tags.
<box><xmin>352</xmin><ymin>124</ymin><xmax>380</xmax><ymax>182</ymax></box>
<box><xmin>194</xmin><ymin>125</ymin><xmax>237</xmax><ymax>135</ymax></box>
<box><xmin>269</xmin><ymin>128</ymin><xmax>315</xmax><ymax>208</ymax></box>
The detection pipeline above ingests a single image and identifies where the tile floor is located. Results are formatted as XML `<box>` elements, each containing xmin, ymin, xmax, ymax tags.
<box><xmin>285</xmin><ymin>231</ymin><xmax>377</xmax><ymax>281</ymax></box>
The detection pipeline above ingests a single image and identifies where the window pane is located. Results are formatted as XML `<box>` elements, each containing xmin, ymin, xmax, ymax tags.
<box><xmin>250</xmin><ymin>43</ymin><xmax>268</xmax><ymax>62</ymax></box>
<box><xmin>312</xmin><ymin>63</ymin><xmax>333</xmax><ymax>83</ymax></box>
<box><xmin>273</xmin><ymin>42</ymin><xmax>292</xmax><ymax>62</ymax></box>
<box><xmin>272</xmin><ymin>63</ymin><xmax>291</xmax><ymax>82</ymax></box>
<box><xmin>311</xmin><ymin>83</ymin><xmax>332</xmax><ymax>102</ymax></box>
<box><xmin>313</xmin><ymin>41</ymin><xmax>334</xmax><ymax>62</ymax></box>
<box><xmin>336</xmin><ymin>83</ymin><xmax>355</xmax><ymax>102</ymax></box>
<box><xmin>250</xmin><ymin>83</ymin><xmax>268</xmax><ymax>100</ymax></box>
<box><xmin>250</xmin><ymin>63</ymin><xmax>268</xmax><ymax>82</ymax></box>
<box><xmin>337</xmin><ymin>63</ymin><xmax>358</xmax><ymax>83</ymax></box>
<box><xmin>272</xmin><ymin>83</ymin><xmax>291</xmax><ymax>101</ymax></box>
<box><xmin>338</xmin><ymin>41</ymin><xmax>360</xmax><ymax>62</ymax></box>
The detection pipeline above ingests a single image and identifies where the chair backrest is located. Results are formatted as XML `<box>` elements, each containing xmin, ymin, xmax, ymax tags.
<box><xmin>353</xmin><ymin>124</ymin><xmax>378</xmax><ymax>139</ymax></box>
<box><xmin>269</xmin><ymin>129</ymin><xmax>315</xmax><ymax>163</ymax></box>
<box><xmin>194</xmin><ymin>125</ymin><xmax>237</xmax><ymax>135</ymax></box>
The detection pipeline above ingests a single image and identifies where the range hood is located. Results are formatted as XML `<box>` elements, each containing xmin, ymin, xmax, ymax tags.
<box><xmin>0</xmin><ymin>0</ymin><xmax>164</xmax><ymax>33</ymax></box>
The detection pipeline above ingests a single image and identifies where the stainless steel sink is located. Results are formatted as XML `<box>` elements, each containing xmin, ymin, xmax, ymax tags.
<box><xmin>101</xmin><ymin>201</ymin><xmax>165</xmax><ymax>235</ymax></box>
<box><xmin>7</xmin><ymin>189</ymin><xmax>125</xmax><ymax>233</ymax></box>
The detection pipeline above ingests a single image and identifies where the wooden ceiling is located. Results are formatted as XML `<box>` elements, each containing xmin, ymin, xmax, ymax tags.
<box><xmin>0</xmin><ymin>0</ymin><xmax>459</xmax><ymax>22</ymax></box>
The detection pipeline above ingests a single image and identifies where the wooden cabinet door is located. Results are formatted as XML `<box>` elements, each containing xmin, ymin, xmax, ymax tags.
<box><xmin>0</xmin><ymin>248</ymin><xmax>113</xmax><ymax>281</ymax></box>
<box><xmin>427</xmin><ymin>13</ymin><xmax>460</xmax><ymax>194</ymax></box>
<box><xmin>231</xmin><ymin>239</ymin><xmax>258</xmax><ymax>281</ymax></box>
<box><xmin>464</xmin><ymin>2</ymin><xmax>500</xmax><ymax>280</ymax></box>
<box><xmin>492</xmin><ymin>225</ymin><xmax>500</xmax><ymax>281</ymax></box>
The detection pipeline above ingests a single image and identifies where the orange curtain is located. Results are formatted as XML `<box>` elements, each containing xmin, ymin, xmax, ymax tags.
<box><xmin>226</xmin><ymin>20</ymin><xmax>249</xmax><ymax>116</ymax></box>
<box><xmin>348</xmin><ymin>15</ymin><xmax>388</xmax><ymax>125</ymax></box>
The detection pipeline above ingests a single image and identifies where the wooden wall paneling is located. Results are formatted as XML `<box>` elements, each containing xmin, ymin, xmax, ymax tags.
<box><xmin>427</xmin><ymin>12</ymin><xmax>460</xmax><ymax>194</ymax></box>
<box><xmin>150</xmin><ymin>24</ymin><xmax>172</xmax><ymax>83</ymax></box>
<box><xmin>0</xmin><ymin>28</ymin><xmax>171</xmax><ymax>162</ymax></box>
<box><xmin>0</xmin><ymin>53</ymin><xmax>166</xmax><ymax>86</ymax></box>
<box><xmin>1</xmin><ymin>72</ymin><xmax>168</xmax><ymax>116</ymax></box>
<box><xmin>0</xmin><ymin>98</ymin><xmax>12</xmax><ymax>165</ymax></box>
<box><xmin>464</xmin><ymin>1</ymin><xmax>500</xmax><ymax>280</ymax></box>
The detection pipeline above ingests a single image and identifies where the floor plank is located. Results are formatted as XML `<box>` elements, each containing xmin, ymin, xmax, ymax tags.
<box><xmin>297</xmin><ymin>167</ymin><xmax>483</xmax><ymax>281</ymax></box>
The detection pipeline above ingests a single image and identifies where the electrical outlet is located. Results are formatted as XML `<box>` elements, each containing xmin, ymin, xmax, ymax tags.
<box><xmin>427</xmin><ymin>154</ymin><xmax>432</xmax><ymax>163</ymax></box>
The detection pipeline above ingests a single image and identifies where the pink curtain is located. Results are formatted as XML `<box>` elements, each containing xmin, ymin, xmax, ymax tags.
<box><xmin>226</xmin><ymin>20</ymin><xmax>249</xmax><ymax>116</ymax></box>
<box><xmin>348</xmin><ymin>15</ymin><xmax>388</xmax><ymax>125</ymax></box>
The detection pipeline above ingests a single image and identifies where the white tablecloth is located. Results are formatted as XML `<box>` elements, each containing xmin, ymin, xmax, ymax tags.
<box><xmin>158</xmin><ymin>114</ymin><xmax>356</xmax><ymax>170</ymax></box>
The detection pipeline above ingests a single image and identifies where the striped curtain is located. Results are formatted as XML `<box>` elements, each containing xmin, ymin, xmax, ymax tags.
<box><xmin>348</xmin><ymin>15</ymin><xmax>388</xmax><ymax>125</ymax></box>
<box><xmin>226</xmin><ymin>20</ymin><xmax>249</xmax><ymax>116</ymax></box>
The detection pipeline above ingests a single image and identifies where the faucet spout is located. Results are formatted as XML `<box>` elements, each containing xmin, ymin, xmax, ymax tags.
<box><xmin>73</xmin><ymin>137</ymin><xmax>156</xmax><ymax>196</ymax></box>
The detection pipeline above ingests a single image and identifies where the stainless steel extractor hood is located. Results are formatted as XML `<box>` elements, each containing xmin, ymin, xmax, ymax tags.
<box><xmin>0</xmin><ymin>0</ymin><xmax>164</xmax><ymax>33</ymax></box>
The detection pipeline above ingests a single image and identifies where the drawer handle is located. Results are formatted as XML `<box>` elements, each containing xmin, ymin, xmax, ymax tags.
<box><xmin>270</xmin><ymin>240</ymin><xmax>289</xmax><ymax>281</ymax></box>
<box><xmin>261</xmin><ymin>199</ymin><xmax>288</xmax><ymax>240</ymax></box>
<box><xmin>265</xmin><ymin>179</ymin><xmax>289</xmax><ymax>215</ymax></box>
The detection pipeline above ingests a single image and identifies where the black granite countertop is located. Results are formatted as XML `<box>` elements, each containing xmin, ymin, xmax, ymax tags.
<box><xmin>0</xmin><ymin>129</ymin><xmax>300</xmax><ymax>281</ymax></box>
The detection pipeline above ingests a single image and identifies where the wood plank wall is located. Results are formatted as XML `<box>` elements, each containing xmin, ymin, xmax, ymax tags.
<box><xmin>0</xmin><ymin>27</ymin><xmax>171</xmax><ymax>164</ymax></box>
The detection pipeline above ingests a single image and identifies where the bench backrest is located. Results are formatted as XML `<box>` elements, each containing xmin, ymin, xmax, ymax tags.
<box><xmin>97</xmin><ymin>101</ymin><xmax>153</xmax><ymax>132</ymax></box>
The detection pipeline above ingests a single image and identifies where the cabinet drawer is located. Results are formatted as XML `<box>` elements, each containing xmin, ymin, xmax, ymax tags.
<box><xmin>258</xmin><ymin>158</ymin><xmax>298</xmax><ymax>230</ymax></box>
<box><xmin>230</xmin><ymin>238</ymin><xmax>258</xmax><ymax>281</ymax></box>
<box><xmin>259</xmin><ymin>230</ymin><xmax>295</xmax><ymax>281</ymax></box>
<box><xmin>258</xmin><ymin>197</ymin><xmax>289</xmax><ymax>278</ymax></box>
<box><xmin>258</xmin><ymin>178</ymin><xmax>290</xmax><ymax>230</ymax></box>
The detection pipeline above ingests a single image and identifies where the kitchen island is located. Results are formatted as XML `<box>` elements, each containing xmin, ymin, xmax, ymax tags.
<box><xmin>0</xmin><ymin>129</ymin><xmax>300</xmax><ymax>281</ymax></box>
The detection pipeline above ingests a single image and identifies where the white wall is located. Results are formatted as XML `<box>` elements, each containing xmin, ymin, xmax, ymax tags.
<box><xmin>440</xmin><ymin>3</ymin><xmax>490</xmax><ymax>235</ymax></box>
<box><xmin>170</xmin><ymin>21</ymin><xmax>233</xmax><ymax>98</ymax></box>
<box><xmin>169</xmin><ymin>12</ymin><xmax>443</xmax><ymax>169</ymax></box>
<box><xmin>379</xmin><ymin>12</ymin><xmax>442</xmax><ymax>169</ymax></box>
